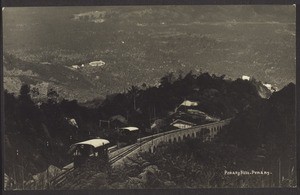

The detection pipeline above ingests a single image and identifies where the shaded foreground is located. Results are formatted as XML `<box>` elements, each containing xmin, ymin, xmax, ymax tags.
<box><xmin>58</xmin><ymin>137</ymin><xmax>295</xmax><ymax>189</ymax></box>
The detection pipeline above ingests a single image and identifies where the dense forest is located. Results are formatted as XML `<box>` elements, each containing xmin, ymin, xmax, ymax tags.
<box><xmin>4</xmin><ymin>71</ymin><xmax>295</xmax><ymax>189</ymax></box>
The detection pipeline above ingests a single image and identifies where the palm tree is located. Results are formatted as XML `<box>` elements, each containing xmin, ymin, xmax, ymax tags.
<box><xmin>127</xmin><ymin>86</ymin><xmax>139</xmax><ymax>111</ymax></box>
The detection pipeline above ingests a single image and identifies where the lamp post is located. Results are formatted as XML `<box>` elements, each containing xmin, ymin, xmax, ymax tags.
<box><xmin>278</xmin><ymin>158</ymin><xmax>281</xmax><ymax>187</ymax></box>
<box><xmin>16</xmin><ymin>149</ymin><xmax>20</xmax><ymax>189</ymax></box>
<box><xmin>46</xmin><ymin>141</ymin><xmax>50</xmax><ymax>189</ymax></box>
<box><xmin>15</xmin><ymin>149</ymin><xmax>25</xmax><ymax>190</ymax></box>
<box><xmin>12</xmin><ymin>149</ymin><xmax>17</xmax><ymax>189</ymax></box>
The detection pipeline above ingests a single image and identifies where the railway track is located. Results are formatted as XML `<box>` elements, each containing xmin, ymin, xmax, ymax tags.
<box><xmin>50</xmin><ymin>139</ymin><xmax>151</xmax><ymax>189</ymax></box>
<box><xmin>49</xmin><ymin>119</ymin><xmax>232</xmax><ymax>189</ymax></box>
<box><xmin>49</xmin><ymin>166</ymin><xmax>75</xmax><ymax>189</ymax></box>
<box><xmin>109</xmin><ymin>141</ymin><xmax>147</xmax><ymax>164</ymax></box>
<box><xmin>49</xmin><ymin>131</ymin><xmax>188</xmax><ymax>188</ymax></box>
<box><xmin>50</xmin><ymin>149</ymin><xmax>128</xmax><ymax>188</ymax></box>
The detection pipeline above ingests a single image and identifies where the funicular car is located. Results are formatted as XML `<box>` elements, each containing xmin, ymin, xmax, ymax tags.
<box><xmin>69</xmin><ymin>138</ymin><xmax>110</xmax><ymax>168</ymax></box>
<box><xmin>117</xmin><ymin>126</ymin><xmax>139</xmax><ymax>146</ymax></box>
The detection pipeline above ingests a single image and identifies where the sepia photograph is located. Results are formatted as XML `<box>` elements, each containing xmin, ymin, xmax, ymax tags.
<box><xmin>2</xmin><ymin>4</ymin><xmax>297</xmax><ymax>191</ymax></box>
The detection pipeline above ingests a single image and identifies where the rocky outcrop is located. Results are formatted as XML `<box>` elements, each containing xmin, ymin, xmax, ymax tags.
<box><xmin>25</xmin><ymin>165</ymin><xmax>62</xmax><ymax>190</ymax></box>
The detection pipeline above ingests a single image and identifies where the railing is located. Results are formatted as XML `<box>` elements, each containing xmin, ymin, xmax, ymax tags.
<box><xmin>113</xmin><ymin>118</ymin><xmax>233</xmax><ymax>165</ymax></box>
<box><xmin>138</xmin><ymin>117</ymin><xmax>232</xmax><ymax>142</ymax></box>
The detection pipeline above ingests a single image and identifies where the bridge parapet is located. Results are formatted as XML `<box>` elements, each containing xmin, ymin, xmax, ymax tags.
<box><xmin>138</xmin><ymin>118</ymin><xmax>232</xmax><ymax>143</ymax></box>
<box><xmin>112</xmin><ymin>118</ymin><xmax>233</xmax><ymax>167</ymax></box>
<box><xmin>140</xmin><ymin>119</ymin><xmax>232</xmax><ymax>151</ymax></box>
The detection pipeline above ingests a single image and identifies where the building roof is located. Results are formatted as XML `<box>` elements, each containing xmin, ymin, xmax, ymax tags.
<box><xmin>119</xmin><ymin>127</ymin><xmax>139</xmax><ymax>131</ymax></box>
<box><xmin>72</xmin><ymin>138</ymin><xmax>110</xmax><ymax>148</ymax></box>
<box><xmin>89</xmin><ymin>60</ymin><xmax>105</xmax><ymax>66</ymax></box>
<box><xmin>180</xmin><ymin>100</ymin><xmax>199</xmax><ymax>107</ymax></box>
<box><xmin>175</xmin><ymin>100</ymin><xmax>200</xmax><ymax>112</ymax></box>
<box><xmin>170</xmin><ymin>119</ymin><xmax>196</xmax><ymax>126</ymax></box>
<box><xmin>242</xmin><ymin>75</ymin><xmax>250</xmax><ymax>80</ymax></box>
<box><xmin>187</xmin><ymin>109</ymin><xmax>206</xmax><ymax>116</ymax></box>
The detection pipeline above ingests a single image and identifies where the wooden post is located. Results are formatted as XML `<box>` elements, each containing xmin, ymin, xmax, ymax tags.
<box><xmin>46</xmin><ymin>166</ymin><xmax>49</xmax><ymax>189</ymax></box>
<box><xmin>13</xmin><ymin>164</ymin><xmax>16</xmax><ymax>189</ymax></box>
<box><xmin>16</xmin><ymin>149</ymin><xmax>19</xmax><ymax>188</ymax></box>
<box><xmin>21</xmin><ymin>157</ymin><xmax>24</xmax><ymax>190</ymax></box>
<box><xmin>261</xmin><ymin>167</ymin><xmax>264</xmax><ymax>187</ymax></box>
<box><xmin>278</xmin><ymin>158</ymin><xmax>281</xmax><ymax>187</ymax></box>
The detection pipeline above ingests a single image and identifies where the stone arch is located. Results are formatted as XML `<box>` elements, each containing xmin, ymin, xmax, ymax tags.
<box><xmin>187</xmin><ymin>134</ymin><xmax>191</xmax><ymax>138</ymax></box>
<box><xmin>178</xmin><ymin>136</ymin><xmax>182</xmax><ymax>142</ymax></box>
<box><xmin>173</xmin><ymin>137</ymin><xmax>177</xmax><ymax>142</ymax></box>
<box><xmin>150</xmin><ymin>146</ymin><xmax>154</xmax><ymax>153</ymax></box>
<box><xmin>192</xmin><ymin>132</ymin><xmax>196</xmax><ymax>138</ymax></box>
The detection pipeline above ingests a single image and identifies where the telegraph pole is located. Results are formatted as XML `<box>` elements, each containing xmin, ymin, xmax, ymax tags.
<box><xmin>21</xmin><ymin>155</ymin><xmax>24</xmax><ymax>190</ymax></box>
<box><xmin>46</xmin><ymin>141</ymin><xmax>50</xmax><ymax>189</ymax></box>
<box><xmin>278</xmin><ymin>158</ymin><xmax>281</xmax><ymax>187</ymax></box>
<box><xmin>16</xmin><ymin>149</ymin><xmax>19</xmax><ymax>189</ymax></box>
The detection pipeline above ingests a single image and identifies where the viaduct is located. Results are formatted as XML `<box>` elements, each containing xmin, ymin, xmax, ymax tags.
<box><xmin>111</xmin><ymin>118</ymin><xmax>232</xmax><ymax>167</ymax></box>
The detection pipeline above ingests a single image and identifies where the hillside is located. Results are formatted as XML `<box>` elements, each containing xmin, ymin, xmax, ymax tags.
<box><xmin>55</xmin><ymin>83</ymin><xmax>296</xmax><ymax>189</ymax></box>
<box><xmin>3</xmin><ymin>6</ymin><xmax>295</xmax><ymax>101</ymax></box>
<box><xmin>5</xmin><ymin>71</ymin><xmax>288</xmax><ymax>189</ymax></box>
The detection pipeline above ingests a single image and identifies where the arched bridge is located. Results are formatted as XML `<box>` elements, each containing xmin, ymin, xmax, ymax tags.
<box><xmin>112</xmin><ymin>118</ymin><xmax>232</xmax><ymax>167</ymax></box>
<box><xmin>48</xmin><ymin>118</ymin><xmax>232</xmax><ymax>188</ymax></box>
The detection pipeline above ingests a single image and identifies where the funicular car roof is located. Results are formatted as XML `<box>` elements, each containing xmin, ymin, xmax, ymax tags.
<box><xmin>72</xmin><ymin>138</ymin><xmax>110</xmax><ymax>148</ymax></box>
<box><xmin>119</xmin><ymin>127</ymin><xmax>139</xmax><ymax>131</ymax></box>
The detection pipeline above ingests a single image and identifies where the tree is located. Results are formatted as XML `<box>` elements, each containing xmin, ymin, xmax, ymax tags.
<box><xmin>19</xmin><ymin>84</ymin><xmax>31</xmax><ymax>100</ymax></box>
<box><xmin>47</xmin><ymin>88</ymin><xmax>59</xmax><ymax>104</ymax></box>
<box><xmin>160</xmin><ymin>72</ymin><xmax>175</xmax><ymax>88</ymax></box>
<box><xmin>17</xmin><ymin>84</ymin><xmax>36</xmax><ymax>120</ymax></box>
<box><xmin>127</xmin><ymin>86</ymin><xmax>140</xmax><ymax>111</ymax></box>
